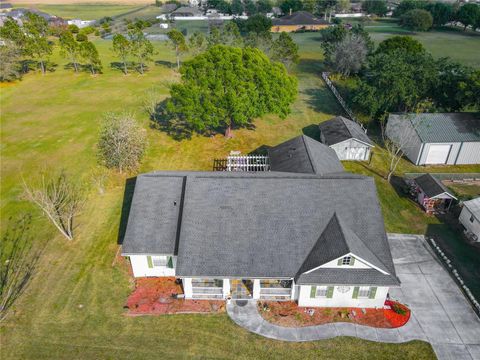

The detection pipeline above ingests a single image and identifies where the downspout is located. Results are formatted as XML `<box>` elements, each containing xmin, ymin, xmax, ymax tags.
<box><xmin>416</xmin><ymin>142</ymin><xmax>424</xmax><ymax>166</ymax></box>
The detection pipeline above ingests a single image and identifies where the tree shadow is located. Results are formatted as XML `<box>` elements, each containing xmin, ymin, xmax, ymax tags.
<box><xmin>63</xmin><ymin>63</ymin><xmax>103</xmax><ymax>74</ymax></box>
<box><xmin>302</xmin><ymin>124</ymin><xmax>320</xmax><ymax>140</ymax></box>
<box><xmin>296</xmin><ymin>58</ymin><xmax>325</xmax><ymax>75</ymax></box>
<box><xmin>155</xmin><ymin>60</ymin><xmax>175</xmax><ymax>68</ymax></box>
<box><xmin>248</xmin><ymin>144</ymin><xmax>270</xmax><ymax>156</ymax></box>
<box><xmin>110</xmin><ymin>61</ymin><xmax>137</xmax><ymax>73</ymax></box>
<box><xmin>117</xmin><ymin>177</ymin><xmax>136</xmax><ymax>245</ymax></box>
<box><xmin>390</xmin><ymin>175</ymin><xmax>412</xmax><ymax>199</ymax></box>
<box><xmin>302</xmin><ymin>87</ymin><xmax>345</xmax><ymax>115</ymax></box>
<box><xmin>0</xmin><ymin>214</ymin><xmax>45</xmax><ymax>321</ymax></box>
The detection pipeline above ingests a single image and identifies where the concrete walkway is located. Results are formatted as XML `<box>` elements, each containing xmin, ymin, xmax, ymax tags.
<box><xmin>226</xmin><ymin>234</ymin><xmax>480</xmax><ymax>360</ymax></box>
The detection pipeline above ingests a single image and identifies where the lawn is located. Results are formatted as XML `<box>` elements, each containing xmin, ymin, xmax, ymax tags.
<box><xmin>13</xmin><ymin>3</ymin><xmax>146</xmax><ymax>19</ymax></box>
<box><xmin>1</xmin><ymin>29</ymin><xmax>478</xmax><ymax>358</ymax></box>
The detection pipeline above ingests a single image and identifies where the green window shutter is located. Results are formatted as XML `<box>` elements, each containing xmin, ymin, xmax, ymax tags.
<box><xmin>147</xmin><ymin>256</ymin><xmax>153</xmax><ymax>268</ymax></box>
<box><xmin>350</xmin><ymin>257</ymin><xmax>355</xmax><ymax>266</ymax></box>
<box><xmin>167</xmin><ymin>256</ymin><xmax>174</xmax><ymax>269</ymax></box>
<box><xmin>326</xmin><ymin>286</ymin><xmax>334</xmax><ymax>298</ymax></box>
<box><xmin>310</xmin><ymin>286</ymin><xmax>317</xmax><ymax>298</ymax></box>
<box><xmin>337</xmin><ymin>258</ymin><xmax>343</xmax><ymax>266</ymax></box>
<box><xmin>352</xmin><ymin>286</ymin><xmax>359</xmax><ymax>299</ymax></box>
<box><xmin>368</xmin><ymin>287</ymin><xmax>377</xmax><ymax>299</ymax></box>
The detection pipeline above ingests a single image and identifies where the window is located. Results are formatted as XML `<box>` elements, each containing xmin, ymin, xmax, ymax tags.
<box><xmin>316</xmin><ymin>286</ymin><xmax>328</xmax><ymax>297</ymax></box>
<box><xmin>358</xmin><ymin>286</ymin><xmax>370</xmax><ymax>298</ymax></box>
<box><xmin>152</xmin><ymin>256</ymin><xmax>167</xmax><ymax>267</ymax></box>
<box><xmin>342</xmin><ymin>256</ymin><xmax>352</xmax><ymax>265</ymax></box>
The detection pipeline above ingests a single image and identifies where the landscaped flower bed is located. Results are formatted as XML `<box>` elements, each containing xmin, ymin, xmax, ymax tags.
<box><xmin>384</xmin><ymin>300</ymin><xmax>411</xmax><ymax>328</ymax></box>
<box><xmin>258</xmin><ymin>300</ymin><xmax>410</xmax><ymax>328</ymax></box>
<box><xmin>125</xmin><ymin>277</ymin><xmax>225</xmax><ymax>315</ymax></box>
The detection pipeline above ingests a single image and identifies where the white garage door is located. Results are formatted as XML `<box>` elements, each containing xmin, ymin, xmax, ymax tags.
<box><xmin>425</xmin><ymin>144</ymin><xmax>451</xmax><ymax>164</ymax></box>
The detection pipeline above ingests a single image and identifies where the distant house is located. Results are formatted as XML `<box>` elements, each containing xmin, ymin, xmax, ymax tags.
<box><xmin>386</xmin><ymin>113</ymin><xmax>480</xmax><ymax>165</ymax></box>
<box><xmin>271</xmin><ymin>11</ymin><xmax>330</xmax><ymax>32</ymax></box>
<box><xmin>459</xmin><ymin>197</ymin><xmax>480</xmax><ymax>242</ymax></box>
<box><xmin>122</xmin><ymin>135</ymin><xmax>399</xmax><ymax>308</ymax></box>
<box><xmin>412</xmin><ymin>174</ymin><xmax>457</xmax><ymax>215</ymax></box>
<box><xmin>319</xmin><ymin>116</ymin><xmax>374</xmax><ymax>161</ymax></box>
<box><xmin>0</xmin><ymin>3</ymin><xmax>12</xmax><ymax>11</ymax></box>
<box><xmin>67</xmin><ymin>19</ymin><xmax>95</xmax><ymax>28</ymax></box>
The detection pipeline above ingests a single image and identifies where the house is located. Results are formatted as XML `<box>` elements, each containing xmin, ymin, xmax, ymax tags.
<box><xmin>319</xmin><ymin>116</ymin><xmax>374</xmax><ymax>161</ymax></box>
<box><xmin>271</xmin><ymin>11</ymin><xmax>330</xmax><ymax>33</ymax></box>
<box><xmin>67</xmin><ymin>19</ymin><xmax>95</xmax><ymax>28</ymax></box>
<box><xmin>412</xmin><ymin>174</ymin><xmax>457</xmax><ymax>215</ymax></box>
<box><xmin>459</xmin><ymin>197</ymin><xmax>480</xmax><ymax>242</ymax></box>
<box><xmin>386</xmin><ymin>113</ymin><xmax>480</xmax><ymax>165</ymax></box>
<box><xmin>122</xmin><ymin>135</ymin><xmax>400</xmax><ymax>308</ymax></box>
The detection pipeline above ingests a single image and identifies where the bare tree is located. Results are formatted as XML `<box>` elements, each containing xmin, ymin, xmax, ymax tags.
<box><xmin>142</xmin><ymin>86</ymin><xmax>164</xmax><ymax>121</ymax></box>
<box><xmin>1</xmin><ymin>215</ymin><xmax>41</xmax><ymax>322</ymax></box>
<box><xmin>23</xmin><ymin>170</ymin><xmax>84</xmax><ymax>241</ymax></box>
<box><xmin>97</xmin><ymin>112</ymin><xmax>147</xmax><ymax>173</ymax></box>
<box><xmin>333</xmin><ymin>34</ymin><xmax>368</xmax><ymax>77</ymax></box>
<box><xmin>381</xmin><ymin>102</ymin><xmax>432</xmax><ymax>182</ymax></box>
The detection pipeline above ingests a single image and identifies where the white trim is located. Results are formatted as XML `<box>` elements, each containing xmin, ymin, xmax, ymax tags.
<box><xmin>430</xmin><ymin>191</ymin><xmax>457</xmax><ymax>201</ymax></box>
<box><xmin>331</xmin><ymin>138</ymin><xmax>374</xmax><ymax>148</ymax></box>
<box><xmin>303</xmin><ymin>252</ymin><xmax>390</xmax><ymax>276</ymax></box>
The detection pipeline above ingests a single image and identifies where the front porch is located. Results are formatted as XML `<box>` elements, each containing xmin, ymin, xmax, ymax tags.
<box><xmin>183</xmin><ymin>278</ymin><xmax>294</xmax><ymax>301</ymax></box>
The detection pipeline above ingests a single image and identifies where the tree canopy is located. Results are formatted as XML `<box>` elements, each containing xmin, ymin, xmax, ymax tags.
<box><xmin>457</xmin><ymin>3</ymin><xmax>480</xmax><ymax>31</ymax></box>
<box><xmin>362</xmin><ymin>0</ymin><xmax>388</xmax><ymax>16</ymax></box>
<box><xmin>163</xmin><ymin>45</ymin><xmax>297</xmax><ymax>137</ymax></box>
<box><xmin>401</xmin><ymin>9</ymin><xmax>433</xmax><ymax>31</ymax></box>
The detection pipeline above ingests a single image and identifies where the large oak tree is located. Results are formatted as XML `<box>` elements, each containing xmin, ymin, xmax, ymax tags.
<box><xmin>164</xmin><ymin>45</ymin><xmax>297</xmax><ymax>137</ymax></box>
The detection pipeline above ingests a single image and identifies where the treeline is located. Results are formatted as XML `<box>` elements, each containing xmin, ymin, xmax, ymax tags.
<box><xmin>0</xmin><ymin>13</ymin><xmax>102</xmax><ymax>81</ymax></box>
<box><xmin>320</xmin><ymin>25</ymin><xmax>480</xmax><ymax>118</ymax></box>
<box><xmin>393</xmin><ymin>0</ymin><xmax>480</xmax><ymax>31</ymax></box>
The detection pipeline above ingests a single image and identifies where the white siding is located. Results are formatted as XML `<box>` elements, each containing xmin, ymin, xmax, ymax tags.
<box><xmin>297</xmin><ymin>285</ymin><xmax>389</xmax><ymax>308</ymax></box>
<box><xmin>183</xmin><ymin>278</ymin><xmax>193</xmax><ymax>298</ymax></box>
<box><xmin>129</xmin><ymin>255</ymin><xmax>176</xmax><ymax>277</ymax></box>
<box><xmin>386</xmin><ymin>117</ymin><xmax>423</xmax><ymax>165</ymax></box>
<box><xmin>459</xmin><ymin>207</ymin><xmax>480</xmax><ymax>241</ymax></box>
<box><xmin>456</xmin><ymin>142</ymin><xmax>480</xmax><ymax>165</ymax></box>
<box><xmin>329</xmin><ymin>139</ymin><xmax>372</xmax><ymax>161</ymax></box>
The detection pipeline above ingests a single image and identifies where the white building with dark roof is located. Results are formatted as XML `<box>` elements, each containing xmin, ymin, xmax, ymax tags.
<box><xmin>122</xmin><ymin>135</ymin><xmax>400</xmax><ymax>308</ymax></box>
<box><xmin>459</xmin><ymin>197</ymin><xmax>480</xmax><ymax>242</ymax></box>
<box><xmin>319</xmin><ymin>116</ymin><xmax>374</xmax><ymax>161</ymax></box>
<box><xmin>386</xmin><ymin>113</ymin><xmax>480</xmax><ymax>165</ymax></box>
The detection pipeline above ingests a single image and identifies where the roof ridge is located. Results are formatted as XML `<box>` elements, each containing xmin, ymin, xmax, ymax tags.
<box><xmin>335</xmin><ymin>215</ymin><xmax>390</xmax><ymax>274</ymax></box>
<box><xmin>339</xmin><ymin>116</ymin><xmax>354</xmax><ymax>139</ymax></box>
<box><xmin>301</xmin><ymin>135</ymin><xmax>317</xmax><ymax>174</ymax></box>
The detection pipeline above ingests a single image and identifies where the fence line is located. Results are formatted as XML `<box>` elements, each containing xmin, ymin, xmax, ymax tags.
<box><xmin>321</xmin><ymin>72</ymin><xmax>367</xmax><ymax>133</ymax></box>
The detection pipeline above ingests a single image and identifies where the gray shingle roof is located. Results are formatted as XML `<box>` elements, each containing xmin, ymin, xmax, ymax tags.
<box><xmin>268</xmin><ymin>135</ymin><xmax>344</xmax><ymax>175</ymax></box>
<box><xmin>415</xmin><ymin>173</ymin><xmax>456</xmax><ymax>199</ymax></box>
<box><xmin>464</xmin><ymin>197</ymin><xmax>480</xmax><ymax>218</ymax></box>
<box><xmin>389</xmin><ymin>113</ymin><xmax>480</xmax><ymax>143</ymax></box>
<box><xmin>319</xmin><ymin>116</ymin><xmax>374</xmax><ymax>146</ymax></box>
<box><xmin>122</xmin><ymin>174</ymin><xmax>184</xmax><ymax>255</ymax></box>
<box><xmin>272</xmin><ymin>11</ymin><xmax>329</xmax><ymax>26</ymax></box>
<box><xmin>297</xmin><ymin>268</ymin><xmax>399</xmax><ymax>286</ymax></box>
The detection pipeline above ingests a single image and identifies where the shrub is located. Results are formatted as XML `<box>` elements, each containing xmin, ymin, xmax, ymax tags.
<box><xmin>401</xmin><ymin>9</ymin><xmax>433</xmax><ymax>31</ymax></box>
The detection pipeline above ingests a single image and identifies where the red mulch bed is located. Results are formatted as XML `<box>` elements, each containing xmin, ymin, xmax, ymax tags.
<box><xmin>258</xmin><ymin>300</ymin><xmax>410</xmax><ymax>328</ymax></box>
<box><xmin>125</xmin><ymin>277</ymin><xmax>225</xmax><ymax>315</ymax></box>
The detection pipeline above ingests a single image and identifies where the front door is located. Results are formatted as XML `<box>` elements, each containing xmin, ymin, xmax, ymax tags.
<box><xmin>230</xmin><ymin>279</ymin><xmax>253</xmax><ymax>299</ymax></box>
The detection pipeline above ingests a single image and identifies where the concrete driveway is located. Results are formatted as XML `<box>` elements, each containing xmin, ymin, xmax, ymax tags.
<box><xmin>388</xmin><ymin>234</ymin><xmax>480</xmax><ymax>360</ymax></box>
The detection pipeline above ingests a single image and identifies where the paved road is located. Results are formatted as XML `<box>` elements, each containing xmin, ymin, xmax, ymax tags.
<box><xmin>227</xmin><ymin>234</ymin><xmax>480</xmax><ymax>360</ymax></box>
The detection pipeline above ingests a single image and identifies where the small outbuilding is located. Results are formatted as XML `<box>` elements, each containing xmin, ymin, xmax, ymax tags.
<box><xmin>459</xmin><ymin>197</ymin><xmax>480</xmax><ymax>242</ymax></box>
<box><xmin>412</xmin><ymin>174</ymin><xmax>457</xmax><ymax>215</ymax></box>
<box><xmin>319</xmin><ymin>116</ymin><xmax>374</xmax><ymax>161</ymax></box>
<box><xmin>386</xmin><ymin>113</ymin><xmax>480</xmax><ymax>165</ymax></box>
<box><xmin>171</xmin><ymin>6</ymin><xmax>203</xmax><ymax>18</ymax></box>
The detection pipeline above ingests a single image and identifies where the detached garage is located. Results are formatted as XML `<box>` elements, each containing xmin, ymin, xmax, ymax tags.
<box><xmin>386</xmin><ymin>113</ymin><xmax>480</xmax><ymax>166</ymax></box>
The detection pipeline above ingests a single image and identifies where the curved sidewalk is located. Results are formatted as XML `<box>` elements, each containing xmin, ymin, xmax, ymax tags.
<box><xmin>226</xmin><ymin>300</ymin><xmax>424</xmax><ymax>343</ymax></box>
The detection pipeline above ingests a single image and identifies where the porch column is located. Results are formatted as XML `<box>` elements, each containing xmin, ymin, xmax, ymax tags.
<box><xmin>183</xmin><ymin>278</ymin><xmax>192</xmax><ymax>299</ymax></box>
<box><xmin>253</xmin><ymin>279</ymin><xmax>261</xmax><ymax>299</ymax></box>
<box><xmin>290</xmin><ymin>280</ymin><xmax>296</xmax><ymax>300</ymax></box>
<box><xmin>222</xmin><ymin>279</ymin><xmax>230</xmax><ymax>299</ymax></box>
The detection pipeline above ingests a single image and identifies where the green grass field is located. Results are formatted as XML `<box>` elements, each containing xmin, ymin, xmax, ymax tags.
<box><xmin>1</xmin><ymin>27</ymin><xmax>479</xmax><ymax>358</ymax></box>
<box><xmin>14</xmin><ymin>3</ymin><xmax>145</xmax><ymax>19</ymax></box>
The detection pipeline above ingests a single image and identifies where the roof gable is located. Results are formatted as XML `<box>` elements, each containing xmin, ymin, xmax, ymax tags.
<box><xmin>297</xmin><ymin>213</ymin><xmax>390</xmax><ymax>277</ymax></box>
<box><xmin>319</xmin><ymin>116</ymin><xmax>374</xmax><ymax>146</ymax></box>
<box><xmin>268</xmin><ymin>135</ymin><xmax>344</xmax><ymax>175</ymax></box>
<box><xmin>415</xmin><ymin>174</ymin><xmax>457</xmax><ymax>199</ymax></box>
